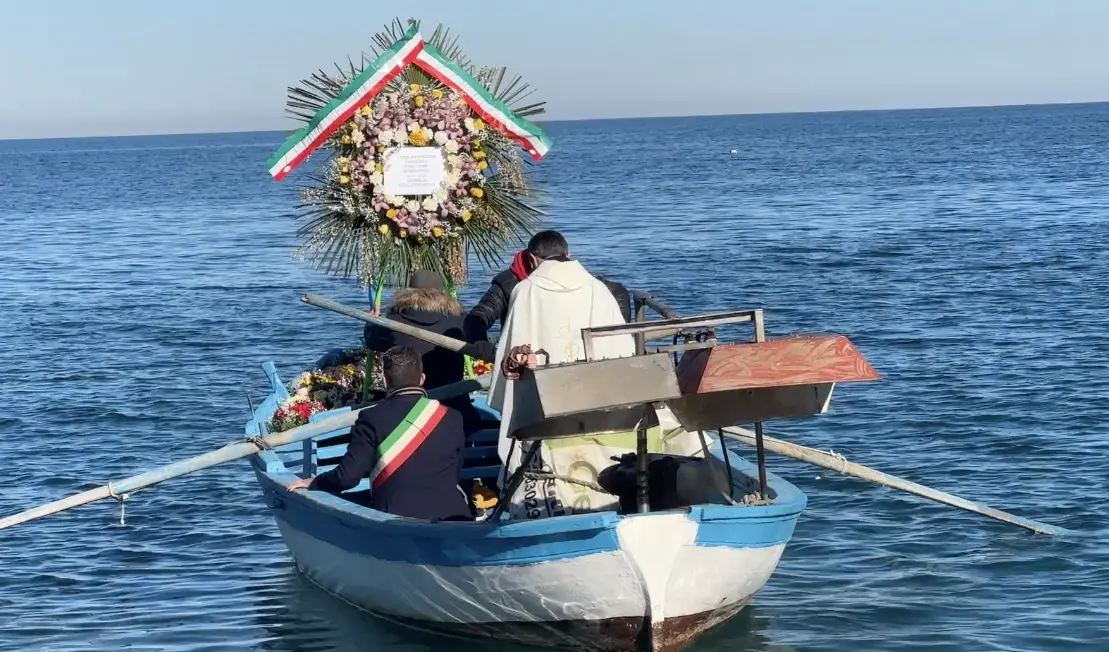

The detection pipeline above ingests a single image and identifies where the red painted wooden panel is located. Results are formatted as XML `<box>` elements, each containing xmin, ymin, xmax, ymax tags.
<box><xmin>676</xmin><ymin>335</ymin><xmax>880</xmax><ymax>394</ymax></box>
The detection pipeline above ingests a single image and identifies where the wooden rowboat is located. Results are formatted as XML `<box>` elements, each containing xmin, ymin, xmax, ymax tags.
<box><xmin>247</xmin><ymin>362</ymin><xmax>806</xmax><ymax>652</ymax></box>
<box><xmin>242</xmin><ymin>301</ymin><xmax>882</xmax><ymax>652</ymax></box>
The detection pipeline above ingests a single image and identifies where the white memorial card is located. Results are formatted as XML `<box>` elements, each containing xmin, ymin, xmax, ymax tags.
<box><xmin>382</xmin><ymin>147</ymin><xmax>447</xmax><ymax>196</ymax></box>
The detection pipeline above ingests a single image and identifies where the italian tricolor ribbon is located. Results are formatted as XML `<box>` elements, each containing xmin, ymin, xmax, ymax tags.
<box><xmin>267</xmin><ymin>29</ymin><xmax>425</xmax><ymax>181</ymax></box>
<box><xmin>267</xmin><ymin>27</ymin><xmax>551</xmax><ymax>181</ymax></box>
<box><xmin>367</xmin><ymin>397</ymin><xmax>448</xmax><ymax>490</ymax></box>
<box><xmin>412</xmin><ymin>44</ymin><xmax>551</xmax><ymax>162</ymax></box>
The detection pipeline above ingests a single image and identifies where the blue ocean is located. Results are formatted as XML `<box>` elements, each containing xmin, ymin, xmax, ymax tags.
<box><xmin>1</xmin><ymin>102</ymin><xmax>1108</xmax><ymax>651</ymax></box>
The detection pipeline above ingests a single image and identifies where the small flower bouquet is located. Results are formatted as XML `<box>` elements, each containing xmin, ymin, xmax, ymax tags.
<box><xmin>266</xmin><ymin>348</ymin><xmax>385</xmax><ymax>432</ymax></box>
<box><xmin>472</xmin><ymin>359</ymin><xmax>493</xmax><ymax>376</ymax></box>
<box><xmin>269</xmin><ymin>398</ymin><xmax>328</xmax><ymax>432</ymax></box>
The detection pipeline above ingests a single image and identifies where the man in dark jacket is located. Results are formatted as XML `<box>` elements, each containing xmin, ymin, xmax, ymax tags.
<box><xmin>364</xmin><ymin>270</ymin><xmax>488</xmax><ymax>435</ymax></box>
<box><xmin>462</xmin><ymin>230</ymin><xmax>631</xmax><ymax>362</ymax></box>
<box><xmin>364</xmin><ymin>270</ymin><xmax>466</xmax><ymax>391</ymax></box>
<box><xmin>286</xmin><ymin>345</ymin><xmax>472</xmax><ymax>521</ymax></box>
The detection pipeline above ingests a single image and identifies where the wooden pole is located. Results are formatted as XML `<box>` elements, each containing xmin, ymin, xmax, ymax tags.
<box><xmin>362</xmin><ymin>282</ymin><xmax>386</xmax><ymax>404</ymax></box>
<box><xmin>718</xmin><ymin>427</ymin><xmax>1069</xmax><ymax>536</ymax></box>
<box><xmin>303</xmin><ymin>294</ymin><xmax>488</xmax><ymax>360</ymax></box>
<box><xmin>753</xmin><ymin>422</ymin><xmax>769</xmax><ymax>500</ymax></box>
<box><xmin>0</xmin><ymin>377</ymin><xmax>487</xmax><ymax>531</ymax></box>
<box><xmin>751</xmin><ymin>311</ymin><xmax>769</xmax><ymax>500</ymax></box>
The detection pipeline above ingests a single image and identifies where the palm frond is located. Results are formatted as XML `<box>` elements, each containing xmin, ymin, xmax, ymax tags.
<box><xmin>476</xmin><ymin>67</ymin><xmax>546</xmax><ymax>118</ymax></box>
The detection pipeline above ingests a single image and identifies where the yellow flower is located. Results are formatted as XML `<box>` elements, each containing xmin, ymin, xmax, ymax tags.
<box><xmin>432</xmin><ymin>226</ymin><xmax>444</xmax><ymax>238</ymax></box>
<box><xmin>431</xmin><ymin>89</ymin><xmax>443</xmax><ymax>99</ymax></box>
<box><xmin>398</xmin><ymin>229</ymin><xmax>408</xmax><ymax>238</ymax></box>
<box><xmin>339</xmin><ymin>175</ymin><xmax>351</xmax><ymax>184</ymax></box>
<box><xmin>360</xmin><ymin>106</ymin><xmax>372</xmax><ymax>116</ymax></box>
<box><xmin>386</xmin><ymin>208</ymin><xmax>398</xmax><ymax>220</ymax></box>
<box><xmin>470</xmin><ymin>187</ymin><xmax>484</xmax><ymax>199</ymax></box>
<box><xmin>409</xmin><ymin>83</ymin><xmax>422</xmax><ymax>93</ymax></box>
<box><xmin>472</xmin><ymin>139</ymin><xmax>481</xmax><ymax>149</ymax></box>
<box><xmin>414</xmin><ymin>96</ymin><xmax>424</xmax><ymax>107</ymax></box>
<box><xmin>473</xmin><ymin>150</ymin><xmax>486</xmax><ymax>160</ymax></box>
<box><xmin>461</xmin><ymin>209</ymin><xmax>472</xmax><ymax>222</ymax></box>
<box><xmin>409</xmin><ymin>130</ymin><xmax>428</xmax><ymax>146</ymax></box>
<box><xmin>473</xmin><ymin>118</ymin><xmax>486</xmax><ymax>130</ymax></box>
<box><xmin>375</xmin><ymin>162</ymin><xmax>383</xmax><ymax>173</ymax></box>
<box><xmin>477</xmin><ymin>160</ymin><xmax>488</xmax><ymax>170</ymax></box>
<box><xmin>341</xmin><ymin>135</ymin><xmax>351</xmax><ymax>144</ymax></box>
<box><xmin>378</xmin><ymin>224</ymin><xmax>390</xmax><ymax>235</ymax></box>
<box><xmin>376</xmin><ymin>145</ymin><xmax>385</xmax><ymax>153</ymax></box>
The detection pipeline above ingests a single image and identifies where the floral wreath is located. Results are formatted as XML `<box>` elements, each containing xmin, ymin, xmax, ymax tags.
<box><xmin>336</xmin><ymin>85</ymin><xmax>492</xmax><ymax>243</ymax></box>
<box><xmin>268</xmin><ymin>19</ymin><xmax>552</xmax><ymax>290</ymax></box>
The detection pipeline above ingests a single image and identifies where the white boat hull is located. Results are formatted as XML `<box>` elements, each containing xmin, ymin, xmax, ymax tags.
<box><xmin>265</xmin><ymin>493</ymin><xmax>790</xmax><ymax>652</ymax></box>
<box><xmin>248</xmin><ymin>364</ymin><xmax>805</xmax><ymax>651</ymax></box>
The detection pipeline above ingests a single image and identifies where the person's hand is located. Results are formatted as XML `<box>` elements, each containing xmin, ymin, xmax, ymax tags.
<box><xmin>500</xmin><ymin>344</ymin><xmax>534</xmax><ymax>380</ymax></box>
<box><xmin>286</xmin><ymin>477</ymin><xmax>312</xmax><ymax>492</ymax></box>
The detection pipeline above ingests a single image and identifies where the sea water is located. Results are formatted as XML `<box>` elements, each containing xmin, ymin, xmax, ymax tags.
<box><xmin>1</xmin><ymin>103</ymin><xmax>1108</xmax><ymax>651</ymax></box>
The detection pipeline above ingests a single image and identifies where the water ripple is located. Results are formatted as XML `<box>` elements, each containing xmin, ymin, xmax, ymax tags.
<box><xmin>2</xmin><ymin>105</ymin><xmax>1109</xmax><ymax>650</ymax></box>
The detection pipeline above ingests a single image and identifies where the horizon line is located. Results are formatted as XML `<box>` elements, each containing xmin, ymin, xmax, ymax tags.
<box><xmin>2</xmin><ymin>98</ymin><xmax>1107</xmax><ymax>143</ymax></box>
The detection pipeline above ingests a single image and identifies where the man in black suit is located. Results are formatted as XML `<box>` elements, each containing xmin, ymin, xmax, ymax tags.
<box><xmin>286</xmin><ymin>345</ymin><xmax>472</xmax><ymax>521</ymax></box>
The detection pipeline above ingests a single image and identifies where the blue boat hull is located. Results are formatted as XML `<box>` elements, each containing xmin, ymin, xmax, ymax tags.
<box><xmin>247</xmin><ymin>361</ymin><xmax>806</xmax><ymax>652</ymax></box>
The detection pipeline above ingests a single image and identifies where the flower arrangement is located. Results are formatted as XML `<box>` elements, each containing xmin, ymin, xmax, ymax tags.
<box><xmin>266</xmin><ymin>348</ymin><xmax>384</xmax><ymax>432</ymax></box>
<box><xmin>328</xmin><ymin>85</ymin><xmax>491</xmax><ymax>246</ymax></box>
<box><xmin>283</xmin><ymin>18</ymin><xmax>550</xmax><ymax>290</ymax></box>
<box><xmin>269</xmin><ymin>398</ymin><xmax>328</xmax><ymax>432</ymax></box>
<box><xmin>471</xmin><ymin>359</ymin><xmax>493</xmax><ymax>376</ymax></box>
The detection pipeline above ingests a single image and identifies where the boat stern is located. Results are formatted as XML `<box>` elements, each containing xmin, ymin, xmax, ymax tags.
<box><xmin>613</xmin><ymin>464</ymin><xmax>805</xmax><ymax>651</ymax></box>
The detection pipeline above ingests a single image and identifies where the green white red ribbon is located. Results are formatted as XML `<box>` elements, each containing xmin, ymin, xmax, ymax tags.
<box><xmin>367</xmin><ymin>397</ymin><xmax>447</xmax><ymax>490</ymax></box>
<box><xmin>267</xmin><ymin>28</ymin><xmax>425</xmax><ymax>181</ymax></box>
<box><xmin>412</xmin><ymin>43</ymin><xmax>551</xmax><ymax>162</ymax></box>
<box><xmin>267</xmin><ymin>28</ymin><xmax>551</xmax><ymax>181</ymax></box>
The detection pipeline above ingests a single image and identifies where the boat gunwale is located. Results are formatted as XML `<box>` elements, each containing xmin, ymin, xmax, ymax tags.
<box><xmin>248</xmin><ymin>358</ymin><xmax>807</xmax><ymax>543</ymax></box>
<box><xmin>251</xmin><ymin>442</ymin><xmax>806</xmax><ymax>540</ymax></box>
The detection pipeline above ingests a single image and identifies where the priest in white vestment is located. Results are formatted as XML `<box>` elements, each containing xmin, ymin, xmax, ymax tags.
<box><xmin>486</xmin><ymin>232</ymin><xmax>700</xmax><ymax>519</ymax></box>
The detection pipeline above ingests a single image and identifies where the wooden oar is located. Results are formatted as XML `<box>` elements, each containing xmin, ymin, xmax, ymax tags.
<box><xmin>718</xmin><ymin>427</ymin><xmax>1069</xmax><ymax>536</ymax></box>
<box><xmin>0</xmin><ymin>377</ymin><xmax>488</xmax><ymax>531</ymax></box>
<box><xmin>302</xmin><ymin>294</ymin><xmax>491</xmax><ymax>360</ymax></box>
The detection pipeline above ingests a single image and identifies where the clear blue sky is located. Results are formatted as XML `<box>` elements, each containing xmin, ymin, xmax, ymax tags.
<box><xmin>2</xmin><ymin>0</ymin><xmax>1108</xmax><ymax>139</ymax></box>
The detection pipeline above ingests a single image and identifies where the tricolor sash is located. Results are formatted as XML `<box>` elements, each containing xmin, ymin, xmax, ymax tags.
<box><xmin>368</xmin><ymin>397</ymin><xmax>448</xmax><ymax>490</ymax></box>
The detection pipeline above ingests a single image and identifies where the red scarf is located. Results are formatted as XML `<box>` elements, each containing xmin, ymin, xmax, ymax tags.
<box><xmin>509</xmin><ymin>250</ymin><xmax>532</xmax><ymax>281</ymax></box>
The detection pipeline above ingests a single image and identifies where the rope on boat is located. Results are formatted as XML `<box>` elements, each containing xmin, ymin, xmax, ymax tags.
<box><xmin>106</xmin><ymin>482</ymin><xmax>129</xmax><ymax>526</ymax></box>
<box><xmin>523</xmin><ymin>472</ymin><xmax>612</xmax><ymax>495</ymax></box>
<box><xmin>825</xmin><ymin>449</ymin><xmax>849</xmax><ymax>474</ymax></box>
<box><xmin>659</xmin><ymin>426</ymin><xmax>687</xmax><ymax>445</ymax></box>
<box><xmin>245</xmin><ymin>435</ymin><xmax>272</xmax><ymax>451</ymax></box>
